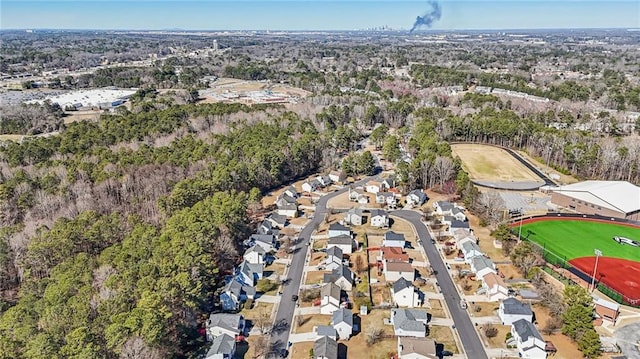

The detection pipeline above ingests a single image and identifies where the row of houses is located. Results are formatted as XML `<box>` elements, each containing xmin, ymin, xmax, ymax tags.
<box><xmin>301</xmin><ymin>171</ymin><xmax>347</xmax><ymax>194</ymax></box>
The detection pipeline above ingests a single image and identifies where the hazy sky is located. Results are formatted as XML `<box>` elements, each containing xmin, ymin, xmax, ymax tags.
<box><xmin>1</xmin><ymin>0</ymin><xmax>639</xmax><ymax>31</ymax></box>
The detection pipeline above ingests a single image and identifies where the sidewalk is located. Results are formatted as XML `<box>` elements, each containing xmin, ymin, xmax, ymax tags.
<box><xmin>289</xmin><ymin>332</ymin><xmax>320</xmax><ymax>343</ymax></box>
<box><xmin>256</xmin><ymin>295</ymin><xmax>281</xmax><ymax>304</ymax></box>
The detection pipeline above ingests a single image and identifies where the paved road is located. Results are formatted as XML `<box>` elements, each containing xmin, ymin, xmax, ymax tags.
<box><xmin>392</xmin><ymin>210</ymin><xmax>488</xmax><ymax>359</ymax></box>
<box><xmin>268</xmin><ymin>177</ymin><xmax>373</xmax><ymax>357</ymax></box>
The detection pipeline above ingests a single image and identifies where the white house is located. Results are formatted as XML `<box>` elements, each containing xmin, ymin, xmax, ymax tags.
<box><xmin>325</xmin><ymin>246</ymin><xmax>344</xmax><ymax>271</ymax></box>
<box><xmin>397</xmin><ymin>337</ymin><xmax>438</xmax><ymax>359</ymax></box>
<box><xmin>370</xmin><ymin>209</ymin><xmax>389</xmax><ymax>228</ymax></box>
<box><xmin>324</xmin><ymin>265</ymin><xmax>355</xmax><ymax>291</ymax></box>
<box><xmin>328</xmin><ymin>234</ymin><xmax>356</xmax><ymax>254</ymax></box>
<box><xmin>470</xmin><ymin>256</ymin><xmax>496</xmax><ymax>279</ymax></box>
<box><xmin>302</xmin><ymin>180</ymin><xmax>319</xmax><ymax>193</ymax></box>
<box><xmin>433</xmin><ymin>201</ymin><xmax>454</xmax><ymax>215</ymax></box>
<box><xmin>376</xmin><ymin>192</ymin><xmax>398</xmax><ymax>208</ymax></box>
<box><xmin>383</xmin><ymin>231</ymin><xmax>406</xmax><ymax>248</ymax></box>
<box><xmin>365</xmin><ymin>180</ymin><xmax>382</xmax><ymax>194</ymax></box>
<box><xmin>331</xmin><ymin>308</ymin><xmax>353</xmax><ymax>340</ymax></box>
<box><xmin>314</xmin><ymin>335</ymin><xmax>338</xmax><ymax>359</ymax></box>
<box><xmin>482</xmin><ymin>272</ymin><xmax>509</xmax><ymax>302</ymax></box>
<box><xmin>452</xmin><ymin>207</ymin><xmax>467</xmax><ymax>222</ymax></box>
<box><xmin>315</xmin><ymin>326</ymin><xmax>337</xmax><ymax>340</ymax></box>
<box><xmin>328</xmin><ymin>223</ymin><xmax>351</xmax><ymax>238</ymax></box>
<box><xmin>243</xmin><ymin>245</ymin><xmax>266</xmax><ymax>265</ymax></box>
<box><xmin>275</xmin><ymin>193</ymin><xmax>297</xmax><ymax>218</ymax></box>
<box><xmin>448</xmin><ymin>220</ymin><xmax>470</xmax><ymax>236</ymax></box>
<box><xmin>381</xmin><ymin>176</ymin><xmax>396</xmax><ymax>191</ymax></box>
<box><xmin>283</xmin><ymin>186</ymin><xmax>299</xmax><ymax>199</ymax></box>
<box><xmin>460</xmin><ymin>241</ymin><xmax>483</xmax><ymax>262</ymax></box>
<box><xmin>266</xmin><ymin>213</ymin><xmax>288</xmax><ymax>228</ymax></box>
<box><xmin>238</xmin><ymin>260</ymin><xmax>263</xmax><ymax>286</ymax></box>
<box><xmin>344</xmin><ymin>207</ymin><xmax>364</xmax><ymax>226</ymax></box>
<box><xmin>499</xmin><ymin>298</ymin><xmax>533</xmax><ymax>325</ymax></box>
<box><xmin>320</xmin><ymin>282</ymin><xmax>342</xmax><ymax>315</ymax></box>
<box><xmin>250</xmin><ymin>234</ymin><xmax>276</xmax><ymax>252</ymax></box>
<box><xmin>205</xmin><ymin>334</ymin><xmax>236</xmax><ymax>359</ymax></box>
<box><xmin>392</xmin><ymin>278</ymin><xmax>420</xmax><ymax>308</ymax></box>
<box><xmin>316</xmin><ymin>175</ymin><xmax>333</xmax><ymax>187</ymax></box>
<box><xmin>456</xmin><ymin>235</ymin><xmax>477</xmax><ymax>248</ymax></box>
<box><xmin>385</xmin><ymin>261</ymin><xmax>415</xmax><ymax>282</ymax></box>
<box><xmin>511</xmin><ymin>319</ymin><xmax>547</xmax><ymax>359</ymax></box>
<box><xmin>391</xmin><ymin>308</ymin><xmax>429</xmax><ymax>337</ymax></box>
<box><xmin>348</xmin><ymin>187</ymin><xmax>369</xmax><ymax>204</ymax></box>
<box><xmin>206</xmin><ymin>314</ymin><xmax>245</xmax><ymax>341</ymax></box>
<box><xmin>406</xmin><ymin>189</ymin><xmax>428</xmax><ymax>207</ymax></box>
<box><xmin>328</xmin><ymin>170</ymin><xmax>346</xmax><ymax>184</ymax></box>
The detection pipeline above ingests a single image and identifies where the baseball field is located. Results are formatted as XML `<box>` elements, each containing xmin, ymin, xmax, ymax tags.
<box><xmin>517</xmin><ymin>217</ymin><xmax>640</xmax><ymax>304</ymax></box>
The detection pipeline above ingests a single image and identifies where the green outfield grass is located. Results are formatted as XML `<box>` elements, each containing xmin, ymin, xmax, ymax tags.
<box><xmin>519</xmin><ymin>219</ymin><xmax>640</xmax><ymax>261</ymax></box>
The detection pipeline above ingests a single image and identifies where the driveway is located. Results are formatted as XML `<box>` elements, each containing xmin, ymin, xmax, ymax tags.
<box><xmin>392</xmin><ymin>210</ymin><xmax>488</xmax><ymax>359</ymax></box>
<box><xmin>614</xmin><ymin>322</ymin><xmax>640</xmax><ymax>359</ymax></box>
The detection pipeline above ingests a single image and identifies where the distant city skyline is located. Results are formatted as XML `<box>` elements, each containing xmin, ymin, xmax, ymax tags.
<box><xmin>1</xmin><ymin>1</ymin><xmax>639</xmax><ymax>31</ymax></box>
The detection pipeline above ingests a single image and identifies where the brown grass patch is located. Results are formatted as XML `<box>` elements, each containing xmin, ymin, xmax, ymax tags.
<box><xmin>309</xmin><ymin>252</ymin><xmax>326</xmax><ymax>266</ymax></box>
<box><xmin>429</xmin><ymin>325</ymin><xmax>459</xmax><ymax>354</ymax></box>
<box><xmin>451</xmin><ymin>143</ymin><xmax>540</xmax><ymax>182</ymax></box>
<box><xmin>479</xmin><ymin>324</ymin><xmax>511</xmax><ymax>348</ymax></box>
<box><xmin>469</xmin><ymin>302</ymin><xmax>498</xmax><ymax>317</ymax></box>
<box><xmin>293</xmin><ymin>314</ymin><xmax>332</xmax><ymax>333</ymax></box>
<box><xmin>428</xmin><ymin>299</ymin><xmax>447</xmax><ymax>318</ymax></box>
<box><xmin>290</xmin><ymin>341</ymin><xmax>314</xmax><ymax>359</ymax></box>
<box><xmin>305</xmin><ymin>271</ymin><xmax>328</xmax><ymax>285</ymax></box>
<box><xmin>496</xmin><ymin>264</ymin><xmax>521</xmax><ymax>280</ymax></box>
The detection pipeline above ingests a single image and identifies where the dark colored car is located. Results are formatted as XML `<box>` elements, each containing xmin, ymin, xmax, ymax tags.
<box><xmin>291</xmin><ymin>294</ymin><xmax>299</xmax><ymax>301</ymax></box>
<box><xmin>279</xmin><ymin>348</ymin><xmax>289</xmax><ymax>357</ymax></box>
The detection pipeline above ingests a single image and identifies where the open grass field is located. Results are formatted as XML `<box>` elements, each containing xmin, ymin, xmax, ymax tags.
<box><xmin>451</xmin><ymin>143</ymin><xmax>540</xmax><ymax>182</ymax></box>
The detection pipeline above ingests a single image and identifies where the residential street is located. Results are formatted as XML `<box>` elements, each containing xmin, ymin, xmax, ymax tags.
<box><xmin>392</xmin><ymin>210</ymin><xmax>488</xmax><ymax>359</ymax></box>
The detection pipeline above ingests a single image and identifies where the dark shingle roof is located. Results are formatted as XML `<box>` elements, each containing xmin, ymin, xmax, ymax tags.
<box><xmin>392</xmin><ymin>277</ymin><xmax>412</xmax><ymax>294</ymax></box>
<box><xmin>314</xmin><ymin>335</ymin><xmax>338</xmax><ymax>358</ymax></box>
<box><xmin>513</xmin><ymin>318</ymin><xmax>543</xmax><ymax>342</ymax></box>
<box><xmin>502</xmin><ymin>298</ymin><xmax>532</xmax><ymax>316</ymax></box>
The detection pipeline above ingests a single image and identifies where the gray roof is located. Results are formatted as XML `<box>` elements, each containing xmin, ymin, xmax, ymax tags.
<box><xmin>314</xmin><ymin>335</ymin><xmax>338</xmax><ymax>359</ymax></box>
<box><xmin>452</xmin><ymin>207</ymin><xmax>464</xmax><ymax>215</ymax></box>
<box><xmin>277</xmin><ymin>193</ymin><xmax>297</xmax><ymax>205</ymax></box>
<box><xmin>316</xmin><ymin>325</ymin><xmax>337</xmax><ymax>338</ymax></box>
<box><xmin>392</xmin><ymin>277</ymin><xmax>413</xmax><ymax>294</ymax></box>
<box><xmin>250</xmin><ymin>234</ymin><xmax>275</xmax><ymax>245</ymax></box>
<box><xmin>347</xmin><ymin>207</ymin><xmax>364</xmax><ymax>216</ymax></box>
<box><xmin>409</xmin><ymin>189</ymin><xmax>427</xmax><ymax>202</ymax></box>
<box><xmin>451</xmin><ymin>220</ymin><xmax>469</xmax><ymax>229</ymax></box>
<box><xmin>384</xmin><ymin>231</ymin><xmax>405</xmax><ymax>242</ymax></box>
<box><xmin>461</xmin><ymin>241</ymin><xmax>482</xmax><ymax>255</ymax></box>
<box><xmin>225</xmin><ymin>279</ymin><xmax>243</xmax><ymax>298</ymax></box>
<box><xmin>443</xmin><ymin>215</ymin><xmax>455</xmax><ymax>222</ymax></box>
<box><xmin>436</xmin><ymin>201</ymin><xmax>453</xmax><ymax>211</ymax></box>
<box><xmin>324</xmin><ymin>265</ymin><xmax>353</xmax><ymax>284</ymax></box>
<box><xmin>471</xmin><ymin>256</ymin><xmax>495</xmax><ymax>272</ymax></box>
<box><xmin>321</xmin><ymin>282</ymin><xmax>341</xmax><ymax>301</ymax></box>
<box><xmin>267</xmin><ymin>213</ymin><xmax>287</xmax><ymax>226</ymax></box>
<box><xmin>245</xmin><ymin>244</ymin><xmax>266</xmax><ymax>255</ymax></box>
<box><xmin>392</xmin><ymin>308</ymin><xmax>429</xmax><ymax>333</ymax></box>
<box><xmin>240</xmin><ymin>260</ymin><xmax>263</xmax><ymax>281</ymax></box>
<box><xmin>207</xmin><ymin>313</ymin><xmax>243</xmax><ymax>333</ymax></box>
<box><xmin>502</xmin><ymin>298</ymin><xmax>533</xmax><ymax>316</ymax></box>
<box><xmin>328</xmin><ymin>222</ymin><xmax>350</xmax><ymax>233</ymax></box>
<box><xmin>513</xmin><ymin>318</ymin><xmax>543</xmax><ymax>342</ymax></box>
<box><xmin>332</xmin><ymin>308</ymin><xmax>353</xmax><ymax>327</ymax></box>
<box><xmin>206</xmin><ymin>334</ymin><xmax>236</xmax><ymax>358</ymax></box>
<box><xmin>370</xmin><ymin>209</ymin><xmax>387</xmax><ymax>218</ymax></box>
<box><xmin>326</xmin><ymin>246</ymin><xmax>343</xmax><ymax>259</ymax></box>
<box><xmin>328</xmin><ymin>234</ymin><xmax>353</xmax><ymax>246</ymax></box>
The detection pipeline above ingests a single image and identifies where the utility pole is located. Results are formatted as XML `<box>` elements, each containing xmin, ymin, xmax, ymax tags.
<box><xmin>590</xmin><ymin>249</ymin><xmax>602</xmax><ymax>292</ymax></box>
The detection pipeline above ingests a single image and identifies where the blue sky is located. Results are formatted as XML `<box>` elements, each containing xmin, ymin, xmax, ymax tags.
<box><xmin>1</xmin><ymin>1</ymin><xmax>639</xmax><ymax>30</ymax></box>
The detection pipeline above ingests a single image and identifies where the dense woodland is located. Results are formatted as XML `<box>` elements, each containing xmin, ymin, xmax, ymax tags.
<box><xmin>1</xmin><ymin>31</ymin><xmax>640</xmax><ymax>358</ymax></box>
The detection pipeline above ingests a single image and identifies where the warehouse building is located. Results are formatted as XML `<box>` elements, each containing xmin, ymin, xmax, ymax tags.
<box><xmin>548</xmin><ymin>181</ymin><xmax>640</xmax><ymax>221</ymax></box>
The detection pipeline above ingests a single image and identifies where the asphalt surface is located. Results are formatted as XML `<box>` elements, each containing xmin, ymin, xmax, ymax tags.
<box><xmin>392</xmin><ymin>210</ymin><xmax>488</xmax><ymax>359</ymax></box>
<box><xmin>267</xmin><ymin>177</ymin><xmax>373</xmax><ymax>357</ymax></box>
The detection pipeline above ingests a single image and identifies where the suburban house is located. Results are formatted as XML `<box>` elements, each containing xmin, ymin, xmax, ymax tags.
<box><xmin>384</xmin><ymin>261</ymin><xmax>415</xmax><ymax>282</ymax></box>
<box><xmin>456</xmin><ymin>234</ymin><xmax>477</xmax><ymax>248</ymax></box>
<box><xmin>266</xmin><ymin>213</ymin><xmax>288</xmax><ymax>228</ymax></box>
<box><xmin>452</xmin><ymin>207</ymin><xmax>467</xmax><ymax>221</ymax></box>
<box><xmin>283</xmin><ymin>186</ymin><xmax>299</xmax><ymax>199</ymax></box>
<box><xmin>205</xmin><ymin>334</ymin><xmax>236</xmax><ymax>359</ymax></box>
<box><xmin>511</xmin><ymin>319</ymin><xmax>547</xmax><ymax>359</ymax></box>
<box><xmin>380</xmin><ymin>247</ymin><xmax>410</xmax><ymax>264</ymax></box>
<box><xmin>331</xmin><ymin>308</ymin><xmax>354</xmax><ymax>340</ymax></box>
<box><xmin>595</xmin><ymin>298</ymin><xmax>620</xmax><ymax>324</ymax></box>
<box><xmin>249</xmin><ymin>234</ymin><xmax>276</xmax><ymax>252</ymax></box>
<box><xmin>243</xmin><ymin>245</ymin><xmax>266</xmax><ymax>265</ymax></box>
<box><xmin>302</xmin><ymin>180</ymin><xmax>320</xmax><ymax>193</ymax></box>
<box><xmin>381</xmin><ymin>176</ymin><xmax>396</xmax><ymax>191</ymax></box>
<box><xmin>365</xmin><ymin>180</ymin><xmax>382</xmax><ymax>194</ymax></box>
<box><xmin>206</xmin><ymin>313</ymin><xmax>245</xmax><ymax>341</ymax></box>
<box><xmin>391</xmin><ymin>308</ymin><xmax>429</xmax><ymax>337</ymax></box>
<box><xmin>348</xmin><ymin>187</ymin><xmax>369</xmax><ymax>204</ymax></box>
<box><xmin>383</xmin><ymin>231</ymin><xmax>406</xmax><ymax>248</ymax></box>
<box><xmin>314</xmin><ymin>335</ymin><xmax>339</xmax><ymax>359</ymax></box>
<box><xmin>453</xmin><ymin>228</ymin><xmax>473</xmax><ymax>241</ymax></box>
<box><xmin>237</xmin><ymin>260</ymin><xmax>263</xmax><ymax>286</ymax></box>
<box><xmin>328</xmin><ymin>234</ymin><xmax>357</xmax><ymax>254</ymax></box>
<box><xmin>460</xmin><ymin>241</ymin><xmax>483</xmax><ymax>262</ymax></box>
<box><xmin>433</xmin><ymin>201</ymin><xmax>454</xmax><ymax>215</ymax></box>
<box><xmin>441</xmin><ymin>216</ymin><xmax>454</xmax><ymax>226</ymax></box>
<box><xmin>257</xmin><ymin>220</ymin><xmax>278</xmax><ymax>236</ymax></box>
<box><xmin>316</xmin><ymin>175</ymin><xmax>333</xmax><ymax>187</ymax></box>
<box><xmin>315</xmin><ymin>326</ymin><xmax>337</xmax><ymax>340</ymax></box>
<box><xmin>275</xmin><ymin>193</ymin><xmax>296</xmax><ymax>208</ymax></box>
<box><xmin>376</xmin><ymin>191</ymin><xmax>398</xmax><ymax>208</ymax></box>
<box><xmin>482</xmin><ymin>272</ymin><xmax>509</xmax><ymax>302</ymax></box>
<box><xmin>391</xmin><ymin>277</ymin><xmax>420</xmax><ymax>308</ymax></box>
<box><xmin>325</xmin><ymin>246</ymin><xmax>345</xmax><ymax>271</ymax></box>
<box><xmin>275</xmin><ymin>192</ymin><xmax>298</xmax><ymax>218</ymax></box>
<box><xmin>397</xmin><ymin>337</ymin><xmax>438</xmax><ymax>359</ymax></box>
<box><xmin>470</xmin><ymin>256</ymin><xmax>496</xmax><ymax>279</ymax></box>
<box><xmin>344</xmin><ymin>207</ymin><xmax>365</xmax><ymax>226</ymax></box>
<box><xmin>329</xmin><ymin>170</ymin><xmax>346</xmax><ymax>183</ymax></box>
<box><xmin>370</xmin><ymin>209</ymin><xmax>389</xmax><ymax>228</ymax></box>
<box><xmin>406</xmin><ymin>189</ymin><xmax>428</xmax><ymax>207</ymax></box>
<box><xmin>499</xmin><ymin>298</ymin><xmax>533</xmax><ymax>325</ymax></box>
<box><xmin>220</xmin><ymin>279</ymin><xmax>255</xmax><ymax>312</ymax></box>
<box><xmin>328</xmin><ymin>222</ymin><xmax>351</xmax><ymax>238</ymax></box>
<box><xmin>324</xmin><ymin>265</ymin><xmax>355</xmax><ymax>291</ymax></box>
<box><xmin>448</xmin><ymin>220</ymin><xmax>470</xmax><ymax>235</ymax></box>
<box><xmin>320</xmin><ymin>282</ymin><xmax>342</xmax><ymax>315</ymax></box>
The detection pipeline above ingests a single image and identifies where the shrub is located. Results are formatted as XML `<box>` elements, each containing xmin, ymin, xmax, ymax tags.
<box><xmin>485</xmin><ymin>324</ymin><xmax>498</xmax><ymax>338</ymax></box>
<box><xmin>257</xmin><ymin>279</ymin><xmax>278</xmax><ymax>293</ymax></box>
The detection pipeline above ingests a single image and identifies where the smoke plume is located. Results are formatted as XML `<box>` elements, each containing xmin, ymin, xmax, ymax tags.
<box><xmin>409</xmin><ymin>1</ymin><xmax>442</xmax><ymax>32</ymax></box>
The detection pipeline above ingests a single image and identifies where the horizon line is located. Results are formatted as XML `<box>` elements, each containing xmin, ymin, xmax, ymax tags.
<box><xmin>2</xmin><ymin>27</ymin><xmax>638</xmax><ymax>32</ymax></box>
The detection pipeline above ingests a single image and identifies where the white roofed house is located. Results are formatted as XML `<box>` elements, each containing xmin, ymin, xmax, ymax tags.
<box><xmin>331</xmin><ymin>308</ymin><xmax>354</xmax><ymax>340</ymax></box>
<box><xmin>302</xmin><ymin>180</ymin><xmax>319</xmax><ymax>193</ymax></box>
<box><xmin>365</xmin><ymin>180</ymin><xmax>382</xmax><ymax>194</ymax></box>
<box><xmin>381</xmin><ymin>176</ymin><xmax>396</xmax><ymax>191</ymax></box>
<box><xmin>348</xmin><ymin>187</ymin><xmax>369</xmax><ymax>204</ymax></box>
<box><xmin>283</xmin><ymin>185</ymin><xmax>299</xmax><ymax>199</ymax></box>
<box><xmin>328</xmin><ymin>234</ymin><xmax>356</xmax><ymax>254</ymax></box>
<box><xmin>243</xmin><ymin>245</ymin><xmax>267</xmax><ymax>265</ymax></box>
<box><xmin>344</xmin><ymin>207</ymin><xmax>364</xmax><ymax>226</ymax></box>
<box><xmin>328</xmin><ymin>170</ymin><xmax>346</xmax><ymax>183</ymax></box>
<box><xmin>316</xmin><ymin>175</ymin><xmax>333</xmax><ymax>187</ymax></box>
<box><xmin>328</xmin><ymin>222</ymin><xmax>351</xmax><ymax>238</ymax></box>
<box><xmin>391</xmin><ymin>277</ymin><xmax>420</xmax><ymax>308</ymax></box>
<box><xmin>320</xmin><ymin>282</ymin><xmax>342</xmax><ymax>315</ymax></box>
<box><xmin>433</xmin><ymin>201</ymin><xmax>454</xmax><ymax>215</ymax></box>
<box><xmin>391</xmin><ymin>308</ymin><xmax>429</xmax><ymax>337</ymax></box>
<box><xmin>376</xmin><ymin>191</ymin><xmax>398</xmax><ymax>209</ymax></box>
<box><xmin>205</xmin><ymin>334</ymin><xmax>236</xmax><ymax>359</ymax></box>
<box><xmin>470</xmin><ymin>256</ymin><xmax>496</xmax><ymax>279</ymax></box>
<box><xmin>206</xmin><ymin>313</ymin><xmax>245</xmax><ymax>341</ymax></box>
<box><xmin>499</xmin><ymin>298</ymin><xmax>533</xmax><ymax>325</ymax></box>
<box><xmin>370</xmin><ymin>209</ymin><xmax>389</xmax><ymax>228</ymax></box>
<box><xmin>511</xmin><ymin>319</ymin><xmax>547</xmax><ymax>359</ymax></box>
<box><xmin>482</xmin><ymin>272</ymin><xmax>509</xmax><ymax>302</ymax></box>
<box><xmin>325</xmin><ymin>246</ymin><xmax>344</xmax><ymax>271</ymax></box>
<box><xmin>397</xmin><ymin>337</ymin><xmax>438</xmax><ymax>359</ymax></box>
<box><xmin>452</xmin><ymin>207</ymin><xmax>467</xmax><ymax>222</ymax></box>
<box><xmin>406</xmin><ymin>189</ymin><xmax>428</xmax><ymax>207</ymax></box>
<box><xmin>383</xmin><ymin>231</ymin><xmax>406</xmax><ymax>248</ymax></box>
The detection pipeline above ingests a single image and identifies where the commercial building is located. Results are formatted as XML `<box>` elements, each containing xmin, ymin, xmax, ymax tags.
<box><xmin>548</xmin><ymin>181</ymin><xmax>640</xmax><ymax>220</ymax></box>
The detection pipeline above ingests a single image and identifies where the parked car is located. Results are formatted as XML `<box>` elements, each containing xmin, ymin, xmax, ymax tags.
<box><xmin>291</xmin><ymin>295</ymin><xmax>299</xmax><ymax>302</ymax></box>
<box><xmin>279</xmin><ymin>348</ymin><xmax>289</xmax><ymax>357</ymax></box>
